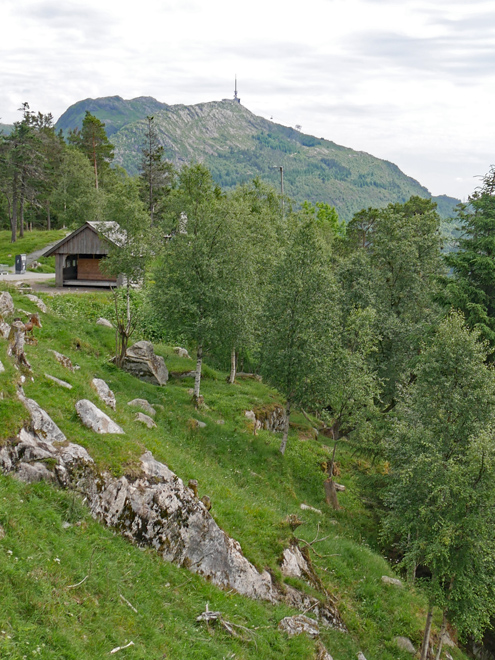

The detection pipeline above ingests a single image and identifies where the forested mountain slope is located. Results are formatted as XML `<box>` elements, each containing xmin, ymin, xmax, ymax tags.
<box><xmin>56</xmin><ymin>96</ymin><xmax>459</xmax><ymax>221</ymax></box>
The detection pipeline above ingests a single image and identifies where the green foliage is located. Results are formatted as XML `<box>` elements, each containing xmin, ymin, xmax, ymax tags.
<box><xmin>68</xmin><ymin>112</ymin><xmax>114</xmax><ymax>190</ymax></box>
<box><xmin>301</xmin><ymin>200</ymin><xmax>345</xmax><ymax>245</ymax></box>
<box><xmin>259</xmin><ymin>217</ymin><xmax>339</xmax><ymax>439</ymax></box>
<box><xmin>384</xmin><ymin>313</ymin><xmax>495</xmax><ymax>642</ymax></box>
<box><xmin>50</xmin><ymin>147</ymin><xmax>101</xmax><ymax>228</ymax></box>
<box><xmin>342</xmin><ymin>196</ymin><xmax>445</xmax><ymax>405</ymax></box>
<box><xmin>444</xmin><ymin>167</ymin><xmax>495</xmax><ymax>346</ymax></box>
<box><xmin>138</xmin><ymin>116</ymin><xmax>175</xmax><ymax>224</ymax></box>
<box><xmin>149</xmin><ymin>165</ymin><xmax>284</xmax><ymax>391</ymax></box>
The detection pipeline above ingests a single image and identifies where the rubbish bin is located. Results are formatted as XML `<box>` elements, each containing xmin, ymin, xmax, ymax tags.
<box><xmin>15</xmin><ymin>254</ymin><xmax>27</xmax><ymax>274</ymax></box>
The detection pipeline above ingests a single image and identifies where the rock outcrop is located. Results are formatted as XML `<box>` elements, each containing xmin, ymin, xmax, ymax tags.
<box><xmin>7</xmin><ymin>321</ymin><xmax>31</xmax><ymax>369</ymax></box>
<box><xmin>50</xmin><ymin>350</ymin><xmax>77</xmax><ymax>372</ymax></box>
<box><xmin>45</xmin><ymin>373</ymin><xmax>72</xmax><ymax>389</ymax></box>
<box><xmin>0</xmin><ymin>319</ymin><xmax>10</xmax><ymax>339</ymax></box>
<box><xmin>278</xmin><ymin>614</ymin><xmax>319</xmax><ymax>638</ymax></box>
<box><xmin>17</xmin><ymin>390</ymin><xmax>66</xmax><ymax>444</ymax></box>
<box><xmin>394</xmin><ymin>637</ymin><xmax>416</xmax><ymax>654</ymax></box>
<box><xmin>252</xmin><ymin>405</ymin><xmax>288</xmax><ymax>433</ymax></box>
<box><xmin>173</xmin><ymin>346</ymin><xmax>191</xmax><ymax>359</ymax></box>
<box><xmin>381</xmin><ymin>575</ymin><xmax>403</xmax><ymax>588</ymax></box>
<box><xmin>121</xmin><ymin>341</ymin><xmax>168</xmax><ymax>386</ymax></box>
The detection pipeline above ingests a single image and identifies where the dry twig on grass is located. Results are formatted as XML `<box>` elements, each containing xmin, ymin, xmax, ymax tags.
<box><xmin>196</xmin><ymin>603</ymin><xmax>256</xmax><ymax>645</ymax></box>
<box><xmin>110</xmin><ymin>641</ymin><xmax>134</xmax><ymax>654</ymax></box>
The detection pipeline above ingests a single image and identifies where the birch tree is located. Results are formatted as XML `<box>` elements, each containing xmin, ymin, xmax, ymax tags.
<box><xmin>151</xmin><ymin>164</ymin><xmax>247</xmax><ymax>404</ymax></box>
<box><xmin>100</xmin><ymin>176</ymin><xmax>153</xmax><ymax>365</ymax></box>
<box><xmin>384</xmin><ymin>313</ymin><xmax>495</xmax><ymax>657</ymax></box>
<box><xmin>260</xmin><ymin>217</ymin><xmax>339</xmax><ymax>454</ymax></box>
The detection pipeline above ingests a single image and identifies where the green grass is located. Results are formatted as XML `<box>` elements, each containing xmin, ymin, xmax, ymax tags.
<box><xmin>0</xmin><ymin>284</ymin><xmax>470</xmax><ymax>660</ymax></box>
<box><xmin>0</xmin><ymin>229</ymin><xmax>67</xmax><ymax>266</ymax></box>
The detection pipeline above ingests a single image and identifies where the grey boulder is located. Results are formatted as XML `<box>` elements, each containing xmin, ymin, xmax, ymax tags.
<box><xmin>0</xmin><ymin>292</ymin><xmax>14</xmax><ymax>317</ymax></box>
<box><xmin>75</xmin><ymin>399</ymin><xmax>124</xmax><ymax>434</ymax></box>
<box><xmin>121</xmin><ymin>341</ymin><xmax>168</xmax><ymax>386</ymax></box>
<box><xmin>91</xmin><ymin>378</ymin><xmax>116</xmax><ymax>410</ymax></box>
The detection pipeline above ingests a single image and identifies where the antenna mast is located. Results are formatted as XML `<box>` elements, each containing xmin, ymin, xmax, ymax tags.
<box><xmin>234</xmin><ymin>75</ymin><xmax>240</xmax><ymax>104</ymax></box>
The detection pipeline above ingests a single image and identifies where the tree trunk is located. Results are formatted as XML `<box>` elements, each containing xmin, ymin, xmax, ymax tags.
<box><xmin>420</xmin><ymin>604</ymin><xmax>434</xmax><ymax>660</ymax></box>
<box><xmin>324</xmin><ymin>435</ymin><xmax>340</xmax><ymax>509</ymax></box>
<box><xmin>434</xmin><ymin>610</ymin><xmax>447</xmax><ymax>660</ymax></box>
<box><xmin>406</xmin><ymin>532</ymin><xmax>417</xmax><ymax>584</ymax></box>
<box><xmin>11</xmin><ymin>174</ymin><xmax>18</xmax><ymax>243</ymax></box>
<box><xmin>19</xmin><ymin>192</ymin><xmax>24</xmax><ymax>239</ymax></box>
<box><xmin>228</xmin><ymin>347</ymin><xmax>236</xmax><ymax>384</ymax></box>
<box><xmin>92</xmin><ymin>133</ymin><xmax>98</xmax><ymax>190</ymax></box>
<box><xmin>46</xmin><ymin>199</ymin><xmax>51</xmax><ymax>231</ymax></box>
<box><xmin>194</xmin><ymin>343</ymin><xmax>203</xmax><ymax>401</ymax></box>
<box><xmin>279</xmin><ymin>400</ymin><xmax>291</xmax><ymax>454</ymax></box>
<box><xmin>7</xmin><ymin>321</ymin><xmax>31</xmax><ymax>369</ymax></box>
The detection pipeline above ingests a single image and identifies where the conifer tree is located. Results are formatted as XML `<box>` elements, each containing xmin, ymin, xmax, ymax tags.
<box><xmin>139</xmin><ymin>115</ymin><xmax>174</xmax><ymax>224</ymax></box>
<box><xmin>68</xmin><ymin>111</ymin><xmax>114</xmax><ymax>189</ymax></box>
<box><xmin>444</xmin><ymin>167</ymin><xmax>495</xmax><ymax>347</ymax></box>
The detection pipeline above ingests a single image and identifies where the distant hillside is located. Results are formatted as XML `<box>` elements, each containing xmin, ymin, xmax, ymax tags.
<box><xmin>56</xmin><ymin>97</ymin><xmax>460</xmax><ymax>221</ymax></box>
<box><xmin>56</xmin><ymin>95</ymin><xmax>169</xmax><ymax>137</ymax></box>
<box><xmin>0</xmin><ymin>123</ymin><xmax>13</xmax><ymax>135</ymax></box>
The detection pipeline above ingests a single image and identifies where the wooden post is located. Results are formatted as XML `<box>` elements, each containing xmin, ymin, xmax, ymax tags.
<box><xmin>55</xmin><ymin>254</ymin><xmax>64</xmax><ymax>287</ymax></box>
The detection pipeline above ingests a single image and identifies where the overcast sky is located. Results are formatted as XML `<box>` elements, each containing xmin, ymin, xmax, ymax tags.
<box><xmin>2</xmin><ymin>0</ymin><xmax>495</xmax><ymax>200</ymax></box>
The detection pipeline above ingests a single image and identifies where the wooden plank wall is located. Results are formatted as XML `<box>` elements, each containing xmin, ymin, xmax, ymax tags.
<box><xmin>57</xmin><ymin>227</ymin><xmax>109</xmax><ymax>255</ymax></box>
<box><xmin>77</xmin><ymin>258</ymin><xmax>117</xmax><ymax>282</ymax></box>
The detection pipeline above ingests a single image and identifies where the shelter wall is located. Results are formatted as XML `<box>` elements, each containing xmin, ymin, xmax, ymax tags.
<box><xmin>55</xmin><ymin>227</ymin><xmax>109</xmax><ymax>255</ymax></box>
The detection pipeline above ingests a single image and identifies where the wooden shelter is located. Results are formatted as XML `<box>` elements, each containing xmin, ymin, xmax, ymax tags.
<box><xmin>43</xmin><ymin>222</ymin><xmax>124</xmax><ymax>288</ymax></box>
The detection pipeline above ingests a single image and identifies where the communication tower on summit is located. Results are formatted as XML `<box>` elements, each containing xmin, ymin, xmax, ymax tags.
<box><xmin>233</xmin><ymin>76</ymin><xmax>240</xmax><ymax>104</ymax></box>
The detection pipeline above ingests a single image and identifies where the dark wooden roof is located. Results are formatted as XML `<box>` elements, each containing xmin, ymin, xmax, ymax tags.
<box><xmin>43</xmin><ymin>222</ymin><xmax>123</xmax><ymax>257</ymax></box>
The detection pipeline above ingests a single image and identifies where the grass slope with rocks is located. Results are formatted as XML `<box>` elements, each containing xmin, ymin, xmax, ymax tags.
<box><xmin>0</xmin><ymin>285</ymin><xmax>469</xmax><ymax>660</ymax></box>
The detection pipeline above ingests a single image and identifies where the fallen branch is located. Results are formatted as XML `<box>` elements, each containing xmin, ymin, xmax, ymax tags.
<box><xmin>120</xmin><ymin>594</ymin><xmax>138</xmax><ymax>614</ymax></box>
<box><xmin>110</xmin><ymin>641</ymin><xmax>134</xmax><ymax>654</ymax></box>
<box><xmin>66</xmin><ymin>547</ymin><xmax>96</xmax><ymax>590</ymax></box>
<box><xmin>300</xmin><ymin>408</ymin><xmax>321</xmax><ymax>436</ymax></box>
<box><xmin>196</xmin><ymin>604</ymin><xmax>255</xmax><ymax>643</ymax></box>
<box><xmin>66</xmin><ymin>575</ymin><xmax>88</xmax><ymax>590</ymax></box>
<box><xmin>309</xmin><ymin>523</ymin><xmax>331</xmax><ymax>546</ymax></box>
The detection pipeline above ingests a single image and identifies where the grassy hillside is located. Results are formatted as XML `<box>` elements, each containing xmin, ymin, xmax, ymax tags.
<box><xmin>0</xmin><ymin>229</ymin><xmax>65</xmax><ymax>272</ymax></box>
<box><xmin>55</xmin><ymin>96</ymin><xmax>170</xmax><ymax>137</ymax></box>
<box><xmin>55</xmin><ymin>97</ymin><xmax>460</xmax><ymax>222</ymax></box>
<box><xmin>0</xmin><ymin>285</ymin><xmax>468</xmax><ymax>659</ymax></box>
